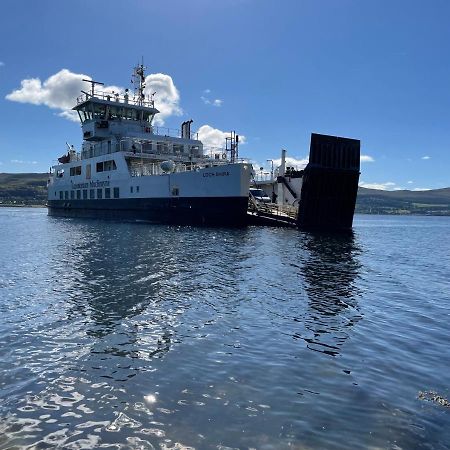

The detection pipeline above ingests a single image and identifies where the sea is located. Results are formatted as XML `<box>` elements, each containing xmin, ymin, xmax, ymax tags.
<box><xmin>1</xmin><ymin>207</ymin><xmax>449</xmax><ymax>450</ymax></box>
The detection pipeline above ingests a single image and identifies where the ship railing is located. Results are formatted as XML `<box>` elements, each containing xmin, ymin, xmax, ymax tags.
<box><xmin>151</xmin><ymin>126</ymin><xmax>199</xmax><ymax>140</ymax></box>
<box><xmin>76</xmin><ymin>91</ymin><xmax>156</xmax><ymax>109</ymax></box>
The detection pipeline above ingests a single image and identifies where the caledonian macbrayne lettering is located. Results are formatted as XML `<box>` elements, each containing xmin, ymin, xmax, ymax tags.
<box><xmin>71</xmin><ymin>180</ymin><xmax>110</xmax><ymax>189</ymax></box>
<box><xmin>202</xmin><ymin>171</ymin><xmax>230</xmax><ymax>178</ymax></box>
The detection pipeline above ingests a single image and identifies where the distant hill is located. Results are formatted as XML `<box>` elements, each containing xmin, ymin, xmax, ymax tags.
<box><xmin>356</xmin><ymin>187</ymin><xmax>450</xmax><ymax>215</ymax></box>
<box><xmin>1</xmin><ymin>172</ymin><xmax>450</xmax><ymax>215</ymax></box>
<box><xmin>0</xmin><ymin>173</ymin><xmax>48</xmax><ymax>206</ymax></box>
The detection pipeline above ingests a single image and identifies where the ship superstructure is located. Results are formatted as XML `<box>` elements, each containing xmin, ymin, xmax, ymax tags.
<box><xmin>47</xmin><ymin>64</ymin><xmax>252</xmax><ymax>225</ymax></box>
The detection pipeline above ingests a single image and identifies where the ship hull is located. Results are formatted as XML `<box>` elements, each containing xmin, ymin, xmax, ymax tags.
<box><xmin>47</xmin><ymin>196</ymin><xmax>249</xmax><ymax>226</ymax></box>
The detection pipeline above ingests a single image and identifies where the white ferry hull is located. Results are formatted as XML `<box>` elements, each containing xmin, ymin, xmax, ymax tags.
<box><xmin>48</xmin><ymin>162</ymin><xmax>252</xmax><ymax>226</ymax></box>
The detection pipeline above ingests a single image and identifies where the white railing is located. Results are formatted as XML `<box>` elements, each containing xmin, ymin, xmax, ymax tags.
<box><xmin>76</xmin><ymin>90</ymin><xmax>155</xmax><ymax>109</ymax></box>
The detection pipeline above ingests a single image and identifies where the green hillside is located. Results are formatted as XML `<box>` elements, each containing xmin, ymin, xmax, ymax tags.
<box><xmin>0</xmin><ymin>173</ymin><xmax>48</xmax><ymax>206</ymax></box>
<box><xmin>356</xmin><ymin>187</ymin><xmax>450</xmax><ymax>215</ymax></box>
<box><xmin>1</xmin><ymin>173</ymin><xmax>450</xmax><ymax>215</ymax></box>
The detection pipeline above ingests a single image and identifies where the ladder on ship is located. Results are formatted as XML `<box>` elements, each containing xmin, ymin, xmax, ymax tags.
<box><xmin>247</xmin><ymin>193</ymin><xmax>298</xmax><ymax>227</ymax></box>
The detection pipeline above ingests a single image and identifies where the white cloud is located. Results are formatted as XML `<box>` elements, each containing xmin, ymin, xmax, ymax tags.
<box><xmin>6</xmin><ymin>69</ymin><xmax>182</xmax><ymax>126</ymax></box>
<box><xmin>361</xmin><ymin>154</ymin><xmax>374</xmax><ymax>163</ymax></box>
<box><xmin>201</xmin><ymin>89</ymin><xmax>223</xmax><ymax>107</ymax></box>
<box><xmin>201</xmin><ymin>96</ymin><xmax>223</xmax><ymax>107</ymax></box>
<box><xmin>144</xmin><ymin>73</ymin><xmax>182</xmax><ymax>125</ymax></box>
<box><xmin>197</xmin><ymin>125</ymin><xmax>246</xmax><ymax>149</ymax></box>
<box><xmin>359</xmin><ymin>181</ymin><xmax>397</xmax><ymax>190</ymax></box>
<box><xmin>407</xmin><ymin>180</ymin><xmax>413</xmax><ymax>184</ymax></box>
<box><xmin>0</xmin><ymin>61</ymin><xmax>4</xmax><ymax>67</ymax></box>
<box><xmin>6</xmin><ymin>69</ymin><xmax>90</xmax><ymax>110</ymax></box>
<box><xmin>272</xmin><ymin>156</ymin><xmax>309</xmax><ymax>170</ymax></box>
<box><xmin>421</xmin><ymin>156</ymin><xmax>431</xmax><ymax>160</ymax></box>
<box><xmin>11</xmin><ymin>159</ymin><xmax>38</xmax><ymax>165</ymax></box>
<box><xmin>58</xmin><ymin>110</ymin><xmax>80</xmax><ymax>122</ymax></box>
<box><xmin>412</xmin><ymin>187</ymin><xmax>431</xmax><ymax>191</ymax></box>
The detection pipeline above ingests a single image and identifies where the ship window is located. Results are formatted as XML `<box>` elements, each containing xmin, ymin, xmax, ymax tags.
<box><xmin>86</xmin><ymin>164</ymin><xmax>91</xmax><ymax>179</ymax></box>
<box><xmin>76</xmin><ymin>190</ymin><xmax>81</xmax><ymax>200</ymax></box>
<box><xmin>97</xmin><ymin>188</ymin><xmax>103</xmax><ymax>199</ymax></box>
<box><xmin>157</xmin><ymin>142</ymin><xmax>169</xmax><ymax>153</ymax></box>
<box><xmin>64</xmin><ymin>191</ymin><xmax>69</xmax><ymax>200</ymax></box>
<box><xmin>70</xmin><ymin>166</ymin><xmax>82</xmax><ymax>176</ymax></box>
<box><xmin>105</xmin><ymin>188</ymin><xmax>111</xmax><ymax>199</ymax></box>
<box><xmin>70</xmin><ymin>191</ymin><xmax>75</xmax><ymax>200</ymax></box>
<box><xmin>136</xmin><ymin>186</ymin><xmax>140</xmax><ymax>193</ymax></box>
<box><xmin>172</xmin><ymin>187</ymin><xmax>179</xmax><ymax>196</ymax></box>
<box><xmin>104</xmin><ymin>160</ymin><xmax>115</xmax><ymax>171</ymax></box>
<box><xmin>89</xmin><ymin>189</ymin><xmax>95</xmax><ymax>199</ymax></box>
<box><xmin>83</xmin><ymin>189</ymin><xmax>88</xmax><ymax>200</ymax></box>
<box><xmin>96</xmin><ymin>160</ymin><xmax>117</xmax><ymax>172</ymax></box>
<box><xmin>173</xmin><ymin>144</ymin><xmax>184</xmax><ymax>154</ymax></box>
<box><xmin>113</xmin><ymin>187</ymin><xmax>120</xmax><ymax>199</ymax></box>
<box><xmin>130</xmin><ymin>186</ymin><xmax>133</xmax><ymax>193</ymax></box>
<box><xmin>59</xmin><ymin>191</ymin><xmax>63</xmax><ymax>200</ymax></box>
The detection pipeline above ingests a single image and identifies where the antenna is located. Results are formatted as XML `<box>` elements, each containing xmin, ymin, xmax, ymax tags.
<box><xmin>131</xmin><ymin>60</ymin><xmax>147</xmax><ymax>106</ymax></box>
<box><xmin>82</xmin><ymin>79</ymin><xmax>104</xmax><ymax>97</ymax></box>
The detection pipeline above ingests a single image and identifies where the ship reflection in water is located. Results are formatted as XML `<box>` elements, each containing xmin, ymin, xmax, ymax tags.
<box><xmin>1</xmin><ymin>209</ymin><xmax>450</xmax><ymax>450</ymax></box>
<box><xmin>299</xmin><ymin>232</ymin><xmax>362</xmax><ymax>356</ymax></box>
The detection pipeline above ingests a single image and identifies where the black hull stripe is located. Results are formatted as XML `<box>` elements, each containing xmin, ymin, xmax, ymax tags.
<box><xmin>47</xmin><ymin>196</ymin><xmax>249</xmax><ymax>226</ymax></box>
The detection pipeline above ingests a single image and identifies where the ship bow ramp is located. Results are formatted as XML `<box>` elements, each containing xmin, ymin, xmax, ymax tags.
<box><xmin>297</xmin><ymin>133</ymin><xmax>360</xmax><ymax>232</ymax></box>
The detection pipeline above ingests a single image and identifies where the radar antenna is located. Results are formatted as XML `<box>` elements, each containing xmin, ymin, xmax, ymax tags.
<box><xmin>82</xmin><ymin>79</ymin><xmax>104</xmax><ymax>97</ymax></box>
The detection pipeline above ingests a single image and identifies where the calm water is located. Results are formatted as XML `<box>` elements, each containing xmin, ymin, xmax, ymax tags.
<box><xmin>1</xmin><ymin>208</ymin><xmax>450</xmax><ymax>450</ymax></box>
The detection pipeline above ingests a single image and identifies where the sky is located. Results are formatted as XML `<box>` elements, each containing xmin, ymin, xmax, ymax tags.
<box><xmin>1</xmin><ymin>0</ymin><xmax>450</xmax><ymax>191</ymax></box>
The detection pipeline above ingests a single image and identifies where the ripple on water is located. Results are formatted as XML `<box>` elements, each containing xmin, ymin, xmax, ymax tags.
<box><xmin>1</xmin><ymin>210</ymin><xmax>450</xmax><ymax>449</ymax></box>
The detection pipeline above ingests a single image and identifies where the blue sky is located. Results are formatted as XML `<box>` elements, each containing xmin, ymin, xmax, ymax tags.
<box><xmin>1</xmin><ymin>0</ymin><xmax>450</xmax><ymax>190</ymax></box>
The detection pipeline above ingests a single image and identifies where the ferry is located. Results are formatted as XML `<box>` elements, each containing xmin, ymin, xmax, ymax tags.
<box><xmin>47</xmin><ymin>64</ymin><xmax>253</xmax><ymax>225</ymax></box>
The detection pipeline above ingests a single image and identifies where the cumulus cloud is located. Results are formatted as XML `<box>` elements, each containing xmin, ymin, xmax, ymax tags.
<box><xmin>361</xmin><ymin>154</ymin><xmax>374</xmax><ymax>162</ymax></box>
<box><xmin>359</xmin><ymin>181</ymin><xmax>397</xmax><ymax>190</ymax></box>
<box><xmin>6</xmin><ymin>69</ymin><xmax>90</xmax><ymax>110</ymax></box>
<box><xmin>6</xmin><ymin>69</ymin><xmax>182</xmax><ymax>126</ymax></box>
<box><xmin>144</xmin><ymin>73</ymin><xmax>182</xmax><ymax>125</ymax></box>
<box><xmin>197</xmin><ymin>125</ymin><xmax>246</xmax><ymax>149</ymax></box>
<box><xmin>412</xmin><ymin>187</ymin><xmax>431</xmax><ymax>191</ymax></box>
<box><xmin>421</xmin><ymin>155</ymin><xmax>431</xmax><ymax>160</ymax></box>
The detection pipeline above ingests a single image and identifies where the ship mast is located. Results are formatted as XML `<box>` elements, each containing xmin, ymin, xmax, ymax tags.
<box><xmin>132</xmin><ymin>61</ymin><xmax>147</xmax><ymax>106</ymax></box>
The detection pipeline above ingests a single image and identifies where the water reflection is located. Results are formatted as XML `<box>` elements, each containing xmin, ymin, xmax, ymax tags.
<box><xmin>299</xmin><ymin>231</ymin><xmax>362</xmax><ymax>356</ymax></box>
